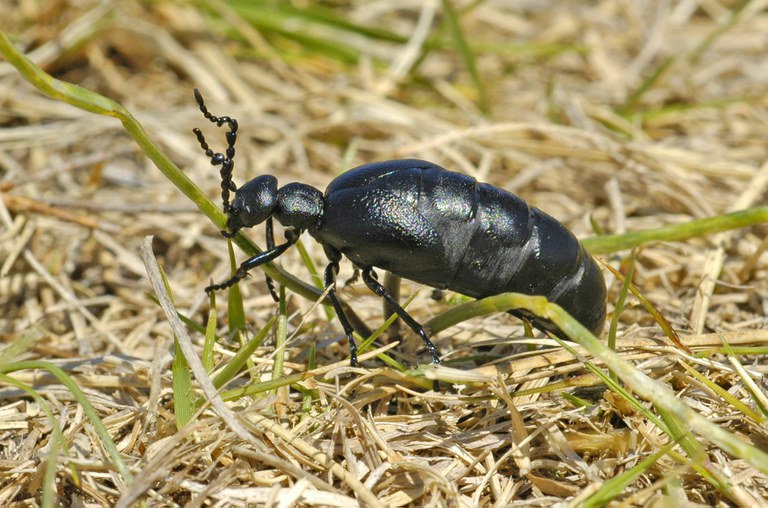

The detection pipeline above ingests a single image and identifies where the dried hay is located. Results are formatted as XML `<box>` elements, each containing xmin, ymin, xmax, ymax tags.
<box><xmin>1</xmin><ymin>1</ymin><xmax>767</xmax><ymax>506</ymax></box>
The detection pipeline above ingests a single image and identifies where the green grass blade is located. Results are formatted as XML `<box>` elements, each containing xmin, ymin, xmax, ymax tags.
<box><xmin>582</xmin><ymin>442</ymin><xmax>676</xmax><ymax>507</ymax></box>
<box><xmin>602</xmin><ymin>262</ymin><xmax>689</xmax><ymax>353</ymax></box>
<box><xmin>608</xmin><ymin>251</ymin><xmax>635</xmax><ymax>353</ymax></box>
<box><xmin>618</xmin><ymin>56</ymin><xmax>675</xmax><ymax>116</ymax></box>
<box><xmin>687</xmin><ymin>0</ymin><xmax>753</xmax><ymax>64</ymax></box>
<box><xmin>0</xmin><ymin>373</ymin><xmax>79</xmax><ymax>503</ymax></box>
<box><xmin>678</xmin><ymin>361</ymin><xmax>764</xmax><ymax>423</ymax></box>
<box><xmin>219</xmin><ymin>372</ymin><xmax>306</xmax><ymax>401</ymax></box>
<box><xmin>295</xmin><ymin>239</ymin><xmax>333</xmax><ymax>321</ymax></box>
<box><xmin>0</xmin><ymin>328</ymin><xmax>39</xmax><ymax>364</ymax></box>
<box><xmin>229</xmin><ymin>0</ymin><xmax>407</xmax><ymax>64</ymax></box>
<box><xmin>429</xmin><ymin>291</ymin><xmax>768</xmax><ymax>475</ymax></box>
<box><xmin>159</xmin><ymin>267</ymin><xmax>196</xmax><ymax>429</ymax></box>
<box><xmin>301</xmin><ymin>342</ymin><xmax>318</xmax><ymax>416</ymax></box>
<box><xmin>0</xmin><ymin>360</ymin><xmax>132</xmax><ymax>483</ymax></box>
<box><xmin>657</xmin><ymin>406</ymin><xmax>723</xmax><ymax>489</ymax></box>
<box><xmin>203</xmin><ymin>305</ymin><xmax>218</xmax><ymax>373</ymax></box>
<box><xmin>0</xmin><ymin>31</ymin><xmax>323</xmax><ymax>304</ymax></box>
<box><xmin>172</xmin><ymin>337</ymin><xmax>194</xmax><ymax>429</ymax></box>
<box><xmin>273</xmin><ymin>284</ymin><xmax>287</xmax><ymax>384</ymax></box>
<box><xmin>42</xmin><ymin>417</ymin><xmax>60</xmax><ymax>508</ymax></box>
<box><xmin>225</xmin><ymin>241</ymin><xmax>247</xmax><ymax>335</ymax></box>
<box><xmin>582</xmin><ymin>207</ymin><xmax>768</xmax><ymax>255</ymax></box>
<box><xmin>211</xmin><ymin>317</ymin><xmax>276</xmax><ymax>390</ymax></box>
<box><xmin>719</xmin><ymin>337</ymin><xmax>768</xmax><ymax>419</ymax></box>
<box><xmin>356</xmin><ymin>293</ymin><xmax>417</xmax><ymax>371</ymax></box>
<box><xmin>440</xmin><ymin>0</ymin><xmax>489</xmax><ymax>114</ymax></box>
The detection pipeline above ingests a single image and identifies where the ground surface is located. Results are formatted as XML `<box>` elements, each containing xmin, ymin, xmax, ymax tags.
<box><xmin>1</xmin><ymin>1</ymin><xmax>768</xmax><ymax>506</ymax></box>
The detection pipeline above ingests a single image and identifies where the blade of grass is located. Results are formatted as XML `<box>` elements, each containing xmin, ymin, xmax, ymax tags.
<box><xmin>0</xmin><ymin>360</ymin><xmax>132</xmax><ymax>483</ymax></box>
<box><xmin>160</xmin><ymin>266</ymin><xmax>195</xmax><ymax>429</ymax></box>
<box><xmin>0</xmin><ymin>328</ymin><xmax>39</xmax><ymax>364</ymax></box>
<box><xmin>429</xmin><ymin>291</ymin><xmax>768</xmax><ymax>475</ymax></box>
<box><xmin>272</xmin><ymin>284</ymin><xmax>287</xmax><ymax>384</ymax></box>
<box><xmin>42</xmin><ymin>415</ymin><xmax>61</xmax><ymax>508</ymax></box>
<box><xmin>608</xmin><ymin>250</ymin><xmax>635</xmax><ymax>353</ymax></box>
<box><xmin>295</xmin><ymin>239</ymin><xmax>332</xmax><ymax>321</ymax></box>
<box><xmin>0</xmin><ymin>32</ymin><xmax>323</xmax><ymax>303</ymax></box>
<box><xmin>719</xmin><ymin>335</ymin><xmax>768</xmax><ymax>419</ymax></box>
<box><xmin>0</xmin><ymin>374</ymin><xmax>80</xmax><ymax>500</ymax></box>
<box><xmin>172</xmin><ymin>337</ymin><xmax>194</xmax><ymax>429</ymax></box>
<box><xmin>356</xmin><ymin>293</ymin><xmax>420</xmax><ymax>371</ymax></box>
<box><xmin>582</xmin><ymin>442</ymin><xmax>676</xmax><ymax>507</ymax></box>
<box><xmin>656</xmin><ymin>406</ymin><xmax>723</xmax><ymax>489</ymax></box>
<box><xmin>678</xmin><ymin>361</ymin><xmax>764</xmax><ymax>424</ymax></box>
<box><xmin>602</xmin><ymin>261</ymin><xmax>689</xmax><ymax>354</ymax></box>
<box><xmin>440</xmin><ymin>0</ymin><xmax>489</xmax><ymax>114</ymax></box>
<box><xmin>225</xmin><ymin>240</ymin><xmax>247</xmax><ymax>335</ymax></box>
<box><xmin>202</xmin><ymin>304</ymin><xmax>218</xmax><ymax>373</ymax></box>
<box><xmin>228</xmin><ymin>0</ymin><xmax>409</xmax><ymax>64</ymax></box>
<box><xmin>618</xmin><ymin>56</ymin><xmax>675</xmax><ymax>116</ymax></box>
<box><xmin>211</xmin><ymin>317</ymin><xmax>276</xmax><ymax>390</ymax></box>
<box><xmin>582</xmin><ymin>207</ymin><xmax>768</xmax><ymax>255</ymax></box>
<box><xmin>218</xmin><ymin>342</ymin><xmax>401</xmax><ymax>401</ymax></box>
<box><xmin>687</xmin><ymin>0</ymin><xmax>753</xmax><ymax>64</ymax></box>
<box><xmin>301</xmin><ymin>342</ymin><xmax>318</xmax><ymax>417</ymax></box>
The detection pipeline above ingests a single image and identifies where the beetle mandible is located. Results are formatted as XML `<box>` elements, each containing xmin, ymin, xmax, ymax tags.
<box><xmin>193</xmin><ymin>89</ymin><xmax>607</xmax><ymax>366</ymax></box>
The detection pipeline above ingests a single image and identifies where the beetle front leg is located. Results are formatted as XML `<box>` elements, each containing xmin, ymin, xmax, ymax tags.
<box><xmin>263</xmin><ymin>217</ymin><xmax>280</xmax><ymax>302</ymax></box>
<box><xmin>362</xmin><ymin>267</ymin><xmax>441</xmax><ymax>365</ymax></box>
<box><xmin>323</xmin><ymin>261</ymin><xmax>360</xmax><ymax>367</ymax></box>
<box><xmin>205</xmin><ymin>233</ymin><xmax>298</xmax><ymax>293</ymax></box>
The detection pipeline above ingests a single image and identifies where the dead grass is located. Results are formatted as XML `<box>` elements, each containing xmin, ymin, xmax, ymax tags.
<box><xmin>1</xmin><ymin>1</ymin><xmax>768</xmax><ymax>506</ymax></box>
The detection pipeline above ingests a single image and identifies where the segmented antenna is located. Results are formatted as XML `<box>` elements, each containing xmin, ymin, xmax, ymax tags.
<box><xmin>192</xmin><ymin>88</ymin><xmax>238</xmax><ymax>214</ymax></box>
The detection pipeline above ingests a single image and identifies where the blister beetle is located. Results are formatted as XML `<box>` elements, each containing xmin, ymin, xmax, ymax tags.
<box><xmin>193</xmin><ymin>89</ymin><xmax>607</xmax><ymax>366</ymax></box>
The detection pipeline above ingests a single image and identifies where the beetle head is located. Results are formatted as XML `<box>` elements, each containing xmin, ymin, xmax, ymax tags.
<box><xmin>227</xmin><ymin>175</ymin><xmax>278</xmax><ymax>233</ymax></box>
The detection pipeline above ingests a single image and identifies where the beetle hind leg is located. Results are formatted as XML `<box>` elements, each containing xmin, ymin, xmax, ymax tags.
<box><xmin>361</xmin><ymin>267</ymin><xmax>441</xmax><ymax>365</ymax></box>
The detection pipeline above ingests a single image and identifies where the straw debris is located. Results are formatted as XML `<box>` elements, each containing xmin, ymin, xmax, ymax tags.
<box><xmin>1</xmin><ymin>1</ymin><xmax>767</xmax><ymax>506</ymax></box>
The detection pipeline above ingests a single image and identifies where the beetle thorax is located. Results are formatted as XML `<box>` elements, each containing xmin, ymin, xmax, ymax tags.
<box><xmin>275</xmin><ymin>182</ymin><xmax>324</xmax><ymax>232</ymax></box>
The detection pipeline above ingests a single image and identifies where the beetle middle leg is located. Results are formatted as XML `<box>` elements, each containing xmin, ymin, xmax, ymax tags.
<box><xmin>362</xmin><ymin>267</ymin><xmax>441</xmax><ymax>365</ymax></box>
<box><xmin>323</xmin><ymin>261</ymin><xmax>360</xmax><ymax>366</ymax></box>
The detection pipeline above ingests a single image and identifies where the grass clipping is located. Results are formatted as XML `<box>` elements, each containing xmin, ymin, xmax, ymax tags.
<box><xmin>1</xmin><ymin>1</ymin><xmax>768</xmax><ymax>506</ymax></box>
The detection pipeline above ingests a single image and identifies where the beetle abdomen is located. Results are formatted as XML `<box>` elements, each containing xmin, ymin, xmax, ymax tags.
<box><xmin>315</xmin><ymin>159</ymin><xmax>606</xmax><ymax>336</ymax></box>
<box><xmin>454</xmin><ymin>187</ymin><xmax>606</xmax><ymax>334</ymax></box>
<box><xmin>421</xmin><ymin>172</ymin><xmax>606</xmax><ymax>336</ymax></box>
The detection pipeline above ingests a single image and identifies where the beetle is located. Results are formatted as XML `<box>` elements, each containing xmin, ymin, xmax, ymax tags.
<box><xmin>193</xmin><ymin>89</ymin><xmax>607</xmax><ymax>366</ymax></box>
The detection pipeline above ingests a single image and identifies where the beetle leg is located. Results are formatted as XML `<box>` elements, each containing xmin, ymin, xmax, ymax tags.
<box><xmin>263</xmin><ymin>218</ymin><xmax>280</xmax><ymax>302</ymax></box>
<box><xmin>361</xmin><ymin>267</ymin><xmax>441</xmax><ymax>365</ymax></box>
<box><xmin>323</xmin><ymin>261</ymin><xmax>359</xmax><ymax>367</ymax></box>
<box><xmin>342</xmin><ymin>267</ymin><xmax>360</xmax><ymax>287</ymax></box>
<box><xmin>206</xmin><ymin>233</ymin><xmax>298</xmax><ymax>293</ymax></box>
<box><xmin>382</xmin><ymin>272</ymin><xmax>402</xmax><ymax>342</ymax></box>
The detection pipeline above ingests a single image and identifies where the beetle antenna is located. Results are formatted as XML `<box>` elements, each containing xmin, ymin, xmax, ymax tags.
<box><xmin>192</xmin><ymin>89</ymin><xmax>239</xmax><ymax>214</ymax></box>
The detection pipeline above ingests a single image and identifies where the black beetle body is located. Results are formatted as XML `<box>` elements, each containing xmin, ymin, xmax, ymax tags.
<box><xmin>193</xmin><ymin>90</ymin><xmax>606</xmax><ymax>366</ymax></box>
<box><xmin>316</xmin><ymin>160</ymin><xmax>606</xmax><ymax>335</ymax></box>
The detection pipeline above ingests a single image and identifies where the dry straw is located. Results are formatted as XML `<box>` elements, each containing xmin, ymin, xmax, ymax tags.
<box><xmin>1</xmin><ymin>1</ymin><xmax>768</xmax><ymax>506</ymax></box>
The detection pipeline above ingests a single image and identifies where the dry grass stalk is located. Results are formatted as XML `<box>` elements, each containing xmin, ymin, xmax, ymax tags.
<box><xmin>1</xmin><ymin>1</ymin><xmax>767</xmax><ymax>506</ymax></box>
